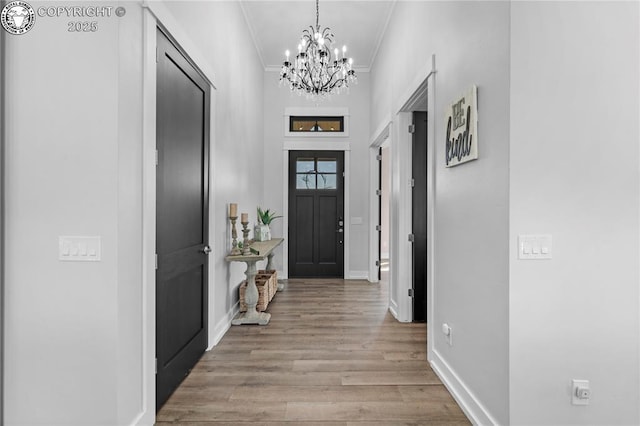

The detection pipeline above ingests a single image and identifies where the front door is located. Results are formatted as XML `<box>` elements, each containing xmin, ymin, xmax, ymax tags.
<box><xmin>288</xmin><ymin>150</ymin><xmax>344</xmax><ymax>278</ymax></box>
<box><xmin>156</xmin><ymin>28</ymin><xmax>210</xmax><ymax>409</ymax></box>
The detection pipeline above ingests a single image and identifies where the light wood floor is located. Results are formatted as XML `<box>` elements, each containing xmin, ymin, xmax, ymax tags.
<box><xmin>156</xmin><ymin>278</ymin><xmax>470</xmax><ymax>425</ymax></box>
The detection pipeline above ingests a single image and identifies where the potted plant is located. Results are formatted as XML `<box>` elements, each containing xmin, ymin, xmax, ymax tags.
<box><xmin>255</xmin><ymin>207</ymin><xmax>282</xmax><ymax>241</ymax></box>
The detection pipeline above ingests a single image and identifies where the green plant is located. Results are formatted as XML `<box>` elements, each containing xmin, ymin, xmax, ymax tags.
<box><xmin>256</xmin><ymin>207</ymin><xmax>282</xmax><ymax>225</ymax></box>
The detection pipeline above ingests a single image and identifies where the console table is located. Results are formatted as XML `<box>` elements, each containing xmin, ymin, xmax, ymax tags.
<box><xmin>226</xmin><ymin>238</ymin><xmax>284</xmax><ymax>325</ymax></box>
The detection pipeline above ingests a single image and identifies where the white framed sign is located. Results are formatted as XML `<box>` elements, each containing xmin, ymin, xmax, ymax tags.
<box><xmin>445</xmin><ymin>85</ymin><xmax>478</xmax><ymax>167</ymax></box>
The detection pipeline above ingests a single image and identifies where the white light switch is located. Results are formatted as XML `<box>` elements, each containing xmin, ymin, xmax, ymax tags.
<box><xmin>518</xmin><ymin>234</ymin><xmax>552</xmax><ymax>260</ymax></box>
<box><xmin>59</xmin><ymin>236</ymin><xmax>101</xmax><ymax>261</ymax></box>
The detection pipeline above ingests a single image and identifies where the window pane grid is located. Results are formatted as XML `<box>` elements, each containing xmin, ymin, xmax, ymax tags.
<box><xmin>296</xmin><ymin>158</ymin><xmax>338</xmax><ymax>190</ymax></box>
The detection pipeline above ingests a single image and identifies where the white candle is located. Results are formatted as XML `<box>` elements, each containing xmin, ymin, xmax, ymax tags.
<box><xmin>229</xmin><ymin>203</ymin><xmax>237</xmax><ymax>217</ymax></box>
<box><xmin>241</xmin><ymin>213</ymin><xmax>248</xmax><ymax>223</ymax></box>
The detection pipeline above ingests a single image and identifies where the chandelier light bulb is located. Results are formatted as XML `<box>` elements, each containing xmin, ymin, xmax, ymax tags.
<box><xmin>334</xmin><ymin>48</ymin><xmax>339</xmax><ymax>58</ymax></box>
<box><xmin>285</xmin><ymin>50</ymin><xmax>290</xmax><ymax>60</ymax></box>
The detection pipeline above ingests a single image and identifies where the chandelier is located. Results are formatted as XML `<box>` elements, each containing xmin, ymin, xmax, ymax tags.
<box><xmin>279</xmin><ymin>0</ymin><xmax>357</xmax><ymax>99</ymax></box>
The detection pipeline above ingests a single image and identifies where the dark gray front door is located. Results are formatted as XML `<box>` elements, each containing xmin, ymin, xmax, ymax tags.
<box><xmin>288</xmin><ymin>151</ymin><xmax>344</xmax><ymax>278</ymax></box>
<box><xmin>412</xmin><ymin>112</ymin><xmax>427</xmax><ymax>322</ymax></box>
<box><xmin>156</xmin><ymin>28</ymin><xmax>210</xmax><ymax>410</ymax></box>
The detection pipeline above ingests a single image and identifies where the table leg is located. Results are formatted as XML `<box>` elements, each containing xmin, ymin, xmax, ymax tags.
<box><xmin>266</xmin><ymin>251</ymin><xmax>285</xmax><ymax>292</ymax></box>
<box><xmin>232</xmin><ymin>260</ymin><xmax>271</xmax><ymax>325</ymax></box>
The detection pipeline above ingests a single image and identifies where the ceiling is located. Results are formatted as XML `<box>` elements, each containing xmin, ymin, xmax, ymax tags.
<box><xmin>239</xmin><ymin>0</ymin><xmax>396</xmax><ymax>71</ymax></box>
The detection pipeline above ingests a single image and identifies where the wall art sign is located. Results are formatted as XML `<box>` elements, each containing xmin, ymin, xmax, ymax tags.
<box><xmin>445</xmin><ymin>85</ymin><xmax>478</xmax><ymax>167</ymax></box>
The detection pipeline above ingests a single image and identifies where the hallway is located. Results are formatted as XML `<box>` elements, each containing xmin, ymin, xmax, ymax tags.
<box><xmin>156</xmin><ymin>279</ymin><xmax>469</xmax><ymax>424</ymax></box>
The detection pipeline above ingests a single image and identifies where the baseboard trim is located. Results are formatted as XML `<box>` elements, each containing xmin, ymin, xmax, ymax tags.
<box><xmin>348</xmin><ymin>270</ymin><xmax>369</xmax><ymax>280</ymax></box>
<box><xmin>389</xmin><ymin>302</ymin><xmax>399</xmax><ymax>320</ymax></box>
<box><xmin>430</xmin><ymin>349</ymin><xmax>498</xmax><ymax>426</ymax></box>
<box><xmin>208</xmin><ymin>302</ymin><xmax>239</xmax><ymax>350</ymax></box>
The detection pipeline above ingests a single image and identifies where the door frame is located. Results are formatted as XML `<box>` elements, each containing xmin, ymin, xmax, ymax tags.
<box><xmin>282</xmin><ymin>142</ymin><xmax>350</xmax><ymax>280</ymax></box>
<box><xmin>368</xmin><ymin>55</ymin><xmax>436</xmax><ymax>327</ymax></box>
<box><xmin>0</xmin><ymin>16</ymin><xmax>5</xmax><ymax>424</ymax></box>
<box><xmin>141</xmin><ymin>4</ymin><xmax>217</xmax><ymax>424</ymax></box>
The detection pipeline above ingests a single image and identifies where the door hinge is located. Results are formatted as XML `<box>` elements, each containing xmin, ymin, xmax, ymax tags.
<box><xmin>410</xmin><ymin>178</ymin><xmax>415</xmax><ymax>187</ymax></box>
<box><xmin>155</xmin><ymin>254</ymin><xmax>158</xmax><ymax>270</ymax></box>
<box><xmin>408</xmin><ymin>233</ymin><xmax>415</xmax><ymax>242</ymax></box>
<box><xmin>408</xmin><ymin>124</ymin><xmax>416</xmax><ymax>133</ymax></box>
<box><xmin>155</xmin><ymin>358</ymin><xmax>158</xmax><ymax>374</ymax></box>
<box><xmin>408</xmin><ymin>288</ymin><xmax>414</xmax><ymax>297</ymax></box>
<box><xmin>375</xmin><ymin>189</ymin><xmax>382</xmax><ymax>196</ymax></box>
<box><xmin>375</xmin><ymin>225</ymin><xmax>382</xmax><ymax>232</ymax></box>
<box><xmin>155</xmin><ymin>149</ymin><xmax>159</xmax><ymax>166</ymax></box>
<box><xmin>376</xmin><ymin>154</ymin><xmax>382</xmax><ymax>161</ymax></box>
<box><xmin>375</xmin><ymin>260</ymin><xmax>380</xmax><ymax>267</ymax></box>
<box><xmin>156</xmin><ymin>47</ymin><xmax>159</xmax><ymax>63</ymax></box>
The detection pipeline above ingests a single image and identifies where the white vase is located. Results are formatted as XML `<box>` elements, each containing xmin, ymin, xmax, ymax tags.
<box><xmin>255</xmin><ymin>224</ymin><xmax>271</xmax><ymax>241</ymax></box>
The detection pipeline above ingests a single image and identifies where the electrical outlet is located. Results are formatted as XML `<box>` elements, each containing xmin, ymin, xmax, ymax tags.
<box><xmin>442</xmin><ymin>323</ymin><xmax>452</xmax><ymax>346</ymax></box>
<box><xmin>572</xmin><ymin>379</ymin><xmax>590</xmax><ymax>405</ymax></box>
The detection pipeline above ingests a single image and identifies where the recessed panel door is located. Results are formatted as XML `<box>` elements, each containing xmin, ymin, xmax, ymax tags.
<box><xmin>288</xmin><ymin>151</ymin><xmax>344</xmax><ymax>278</ymax></box>
<box><xmin>156</xmin><ymin>28</ymin><xmax>210</xmax><ymax>410</ymax></box>
<box><xmin>412</xmin><ymin>112</ymin><xmax>428</xmax><ymax>322</ymax></box>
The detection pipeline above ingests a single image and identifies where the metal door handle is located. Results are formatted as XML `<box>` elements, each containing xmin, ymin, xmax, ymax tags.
<box><xmin>336</xmin><ymin>229</ymin><xmax>343</xmax><ymax>233</ymax></box>
<box><xmin>202</xmin><ymin>246</ymin><xmax>212</xmax><ymax>254</ymax></box>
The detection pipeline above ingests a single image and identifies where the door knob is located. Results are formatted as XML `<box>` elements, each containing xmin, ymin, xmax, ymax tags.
<box><xmin>202</xmin><ymin>246</ymin><xmax>212</xmax><ymax>254</ymax></box>
<box><xmin>336</xmin><ymin>229</ymin><xmax>343</xmax><ymax>233</ymax></box>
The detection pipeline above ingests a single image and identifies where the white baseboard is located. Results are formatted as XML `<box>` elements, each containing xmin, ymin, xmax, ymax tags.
<box><xmin>208</xmin><ymin>302</ymin><xmax>239</xmax><ymax>350</ymax></box>
<box><xmin>389</xmin><ymin>301</ymin><xmax>399</xmax><ymax>320</ymax></box>
<box><xmin>348</xmin><ymin>270</ymin><xmax>369</xmax><ymax>280</ymax></box>
<box><xmin>430</xmin><ymin>349</ymin><xmax>498</xmax><ymax>426</ymax></box>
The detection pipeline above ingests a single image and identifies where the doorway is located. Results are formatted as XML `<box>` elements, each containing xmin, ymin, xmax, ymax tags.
<box><xmin>155</xmin><ymin>28</ymin><xmax>210</xmax><ymax>410</ymax></box>
<box><xmin>288</xmin><ymin>150</ymin><xmax>345</xmax><ymax>278</ymax></box>
<box><xmin>411</xmin><ymin>112</ymin><xmax>428</xmax><ymax>322</ymax></box>
<box><xmin>376</xmin><ymin>146</ymin><xmax>391</xmax><ymax>281</ymax></box>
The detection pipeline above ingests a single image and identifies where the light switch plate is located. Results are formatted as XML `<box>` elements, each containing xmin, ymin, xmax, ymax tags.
<box><xmin>59</xmin><ymin>236</ymin><xmax>101</xmax><ymax>261</ymax></box>
<box><xmin>518</xmin><ymin>234</ymin><xmax>552</xmax><ymax>260</ymax></box>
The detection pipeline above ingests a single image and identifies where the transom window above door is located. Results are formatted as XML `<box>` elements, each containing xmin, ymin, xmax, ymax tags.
<box><xmin>296</xmin><ymin>157</ymin><xmax>338</xmax><ymax>190</ymax></box>
<box><xmin>284</xmin><ymin>107</ymin><xmax>350</xmax><ymax>138</ymax></box>
<box><xmin>290</xmin><ymin>116</ymin><xmax>344</xmax><ymax>133</ymax></box>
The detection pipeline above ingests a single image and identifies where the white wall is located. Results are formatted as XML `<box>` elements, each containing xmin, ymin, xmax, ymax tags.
<box><xmin>4</xmin><ymin>2</ymin><xmax>137</xmax><ymax>424</ymax></box>
<box><xmin>370</xmin><ymin>1</ymin><xmax>511</xmax><ymax>423</ymax></box>
<box><xmin>3</xmin><ymin>1</ymin><xmax>264</xmax><ymax>424</ymax></box>
<box><xmin>262</xmin><ymin>71</ymin><xmax>371</xmax><ymax>279</ymax></box>
<box><xmin>509</xmin><ymin>2</ymin><xmax>640</xmax><ymax>424</ymax></box>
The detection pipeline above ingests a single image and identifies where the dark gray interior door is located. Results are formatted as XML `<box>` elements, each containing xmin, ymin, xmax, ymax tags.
<box><xmin>412</xmin><ymin>112</ymin><xmax>427</xmax><ymax>322</ymax></box>
<box><xmin>156</xmin><ymin>28</ymin><xmax>210</xmax><ymax>410</ymax></box>
<box><xmin>376</xmin><ymin>147</ymin><xmax>382</xmax><ymax>281</ymax></box>
<box><xmin>288</xmin><ymin>151</ymin><xmax>344</xmax><ymax>278</ymax></box>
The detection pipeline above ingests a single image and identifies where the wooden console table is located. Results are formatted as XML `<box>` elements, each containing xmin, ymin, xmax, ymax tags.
<box><xmin>226</xmin><ymin>238</ymin><xmax>284</xmax><ymax>325</ymax></box>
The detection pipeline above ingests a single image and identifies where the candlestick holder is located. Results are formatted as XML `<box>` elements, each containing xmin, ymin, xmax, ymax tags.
<box><xmin>229</xmin><ymin>216</ymin><xmax>241</xmax><ymax>255</ymax></box>
<box><xmin>241</xmin><ymin>220</ymin><xmax>251</xmax><ymax>255</ymax></box>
